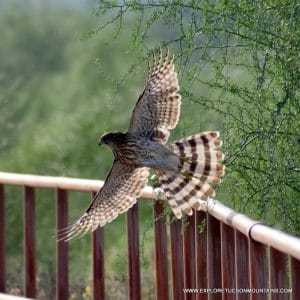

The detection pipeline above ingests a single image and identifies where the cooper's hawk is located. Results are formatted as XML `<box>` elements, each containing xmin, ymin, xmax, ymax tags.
<box><xmin>58</xmin><ymin>49</ymin><xmax>225</xmax><ymax>241</ymax></box>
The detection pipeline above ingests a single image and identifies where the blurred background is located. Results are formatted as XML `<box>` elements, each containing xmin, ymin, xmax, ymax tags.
<box><xmin>0</xmin><ymin>0</ymin><xmax>299</xmax><ymax>299</ymax></box>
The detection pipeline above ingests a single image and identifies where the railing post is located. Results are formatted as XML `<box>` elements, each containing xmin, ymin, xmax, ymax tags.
<box><xmin>269</xmin><ymin>248</ymin><xmax>288</xmax><ymax>300</ymax></box>
<box><xmin>207</xmin><ymin>214</ymin><xmax>221</xmax><ymax>300</ymax></box>
<box><xmin>195</xmin><ymin>211</ymin><xmax>207</xmax><ymax>300</ymax></box>
<box><xmin>235</xmin><ymin>230</ymin><xmax>249</xmax><ymax>300</ymax></box>
<box><xmin>183</xmin><ymin>214</ymin><xmax>196</xmax><ymax>300</ymax></box>
<box><xmin>170</xmin><ymin>218</ymin><xmax>184</xmax><ymax>300</ymax></box>
<box><xmin>93</xmin><ymin>227</ymin><xmax>105</xmax><ymax>300</ymax></box>
<box><xmin>291</xmin><ymin>257</ymin><xmax>300</xmax><ymax>300</ymax></box>
<box><xmin>23</xmin><ymin>186</ymin><xmax>36</xmax><ymax>298</ymax></box>
<box><xmin>127</xmin><ymin>202</ymin><xmax>141</xmax><ymax>300</ymax></box>
<box><xmin>249</xmin><ymin>240</ymin><xmax>268</xmax><ymax>300</ymax></box>
<box><xmin>92</xmin><ymin>192</ymin><xmax>105</xmax><ymax>300</ymax></box>
<box><xmin>153</xmin><ymin>201</ymin><xmax>169</xmax><ymax>300</ymax></box>
<box><xmin>56</xmin><ymin>189</ymin><xmax>69</xmax><ymax>300</ymax></box>
<box><xmin>221</xmin><ymin>223</ymin><xmax>235</xmax><ymax>300</ymax></box>
<box><xmin>0</xmin><ymin>184</ymin><xmax>5</xmax><ymax>293</ymax></box>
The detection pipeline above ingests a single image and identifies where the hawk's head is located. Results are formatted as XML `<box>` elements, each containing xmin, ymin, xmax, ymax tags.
<box><xmin>99</xmin><ymin>132</ymin><xmax>126</xmax><ymax>147</ymax></box>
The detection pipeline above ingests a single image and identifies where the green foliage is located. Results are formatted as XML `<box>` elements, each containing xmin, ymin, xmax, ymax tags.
<box><xmin>95</xmin><ymin>0</ymin><xmax>300</xmax><ymax>234</ymax></box>
<box><xmin>0</xmin><ymin>4</ymin><xmax>157</xmax><ymax>297</ymax></box>
<box><xmin>1</xmin><ymin>0</ymin><xmax>299</xmax><ymax>298</ymax></box>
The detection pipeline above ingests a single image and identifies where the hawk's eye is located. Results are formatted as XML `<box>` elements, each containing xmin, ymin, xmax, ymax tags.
<box><xmin>99</xmin><ymin>134</ymin><xmax>113</xmax><ymax>145</ymax></box>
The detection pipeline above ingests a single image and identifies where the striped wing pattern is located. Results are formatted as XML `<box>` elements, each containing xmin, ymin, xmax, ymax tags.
<box><xmin>128</xmin><ymin>49</ymin><xmax>181</xmax><ymax>144</ymax></box>
<box><xmin>57</xmin><ymin>162</ymin><xmax>149</xmax><ymax>241</ymax></box>
<box><xmin>158</xmin><ymin>131</ymin><xmax>225</xmax><ymax>218</ymax></box>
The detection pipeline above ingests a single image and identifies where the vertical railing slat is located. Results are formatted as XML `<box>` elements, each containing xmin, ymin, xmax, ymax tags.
<box><xmin>0</xmin><ymin>184</ymin><xmax>5</xmax><ymax>293</ymax></box>
<box><xmin>290</xmin><ymin>257</ymin><xmax>300</xmax><ymax>300</ymax></box>
<box><xmin>269</xmin><ymin>247</ymin><xmax>288</xmax><ymax>300</ymax></box>
<box><xmin>195</xmin><ymin>211</ymin><xmax>207</xmax><ymax>300</ymax></box>
<box><xmin>235</xmin><ymin>230</ymin><xmax>249</xmax><ymax>300</ymax></box>
<box><xmin>207</xmin><ymin>214</ymin><xmax>222</xmax><ymax>300</ymax></box>
<box><xmin>93</xmin><ymin>227</ymin><xmax>105</xmax><ymax>300</ymax></box>
<box><xmin>170</xmin><ymin>218</ymin><xmax>184</xmax><ymax>300</ymax></box>
<box><xmin>183</xmin><ymin>214</ymin><xmax>196</xmax><ymax>300</ymax></box>
<box><xmin>249</xmin><ymin>240</ymin><xmax>268</xmax><ymax>300</ymax></box>
<box><xmin>23</xmin><ymin>186</ymin><xmax>36</xmax><ymax>298</ymax></box>
<box><xmin>154</xmin><ymin>201</ymin><xmax>169</xmax><ymax>300</ymax></box>
<box><xmin>56</xmin><ymin>189</ymin><xmax>69</xmax><ymax>300</ymax></box>
<box><xmin>92</xmin><ymin>192</ymin><xmax>105</xmax><ymax>300</ymax></box>
<box><xmin>221</xmin><ymin>223</ymin><xmax>235</xmax><ymax>300</ymax></box>
<box><xmin>127</xmin><ymin>202</ymin><xmax>141</xmax><ymax>300</ymax></box>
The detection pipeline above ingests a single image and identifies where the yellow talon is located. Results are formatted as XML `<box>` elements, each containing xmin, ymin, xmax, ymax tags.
<box><xmin>180</xmin><ymin>157</ymin><xmax>199</xmax><ymax>164</ymax></box>
<box><xmin>180</xmin><ymin>157</ymin><xmax>190</xmax><ymax>163</ymax></box>
<box><xmin>181</xmin><ymin>171</ymin><xmax>193</xmax><ymax>179</ymax></box>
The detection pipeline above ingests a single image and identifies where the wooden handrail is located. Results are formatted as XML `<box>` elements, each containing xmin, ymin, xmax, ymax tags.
<box><xmin>0</xmin><ymin>172</ymin><xmax>154</xmax><ymax>199</ymax></box>
<box><xmin>0</xmin><ymin>293</ymin><xmax>35</xmax><ymax>300</ymax></box>
<box><xmin>0</xmin><ymin>172</ymin><xmax>299</xmax><ymax>260</ymax></box>
<box><xmin>201</xmin><ymin>199</ymin><xmax>300</xmax><ymax>260</ymax></box>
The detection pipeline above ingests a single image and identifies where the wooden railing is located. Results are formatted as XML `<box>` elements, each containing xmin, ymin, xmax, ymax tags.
<box><xmin>0</xmin><ymin>171</ymin><xmax>299</xmax><ymax>300</ymax></box>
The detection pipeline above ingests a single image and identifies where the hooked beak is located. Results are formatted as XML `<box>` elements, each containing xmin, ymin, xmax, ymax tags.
<box><xmin>98</xmin><ymin>138</ymin><xmax>103</xmax><ymax>146</ymax></box>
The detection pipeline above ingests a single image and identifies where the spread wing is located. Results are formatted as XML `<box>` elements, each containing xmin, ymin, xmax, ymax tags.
<box><xmin>57</xmin><ymin>161</ymin><xmax>149</xmax><ymax>241</ymax></box>
<box><xmin>128</xmin><ymin>48</ymin><xmax>181</xmax><ymax>144</ymax></box>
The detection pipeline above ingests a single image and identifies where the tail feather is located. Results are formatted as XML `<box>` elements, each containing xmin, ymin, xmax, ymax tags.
<box><xmin>158</xmin><ymin>131</ymin><xmax>225</xmax><ymax>218</ymax></box>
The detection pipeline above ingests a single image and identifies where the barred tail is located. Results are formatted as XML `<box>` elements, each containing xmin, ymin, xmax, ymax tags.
<box><xmin>158</xmin><ymin>131</ymin><xmax>225</xmax><ymax>218</ymax></box>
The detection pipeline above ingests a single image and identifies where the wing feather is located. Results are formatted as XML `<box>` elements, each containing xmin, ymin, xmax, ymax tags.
<box><xmin>128</xmin><ymin>48</ymin><xmax>181</xmax><ymax>144</ymax></box>
<box><xmin>57</xmin><ymin>161</ymin><xmax>149</xmax><ymax>241</ymax></box>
